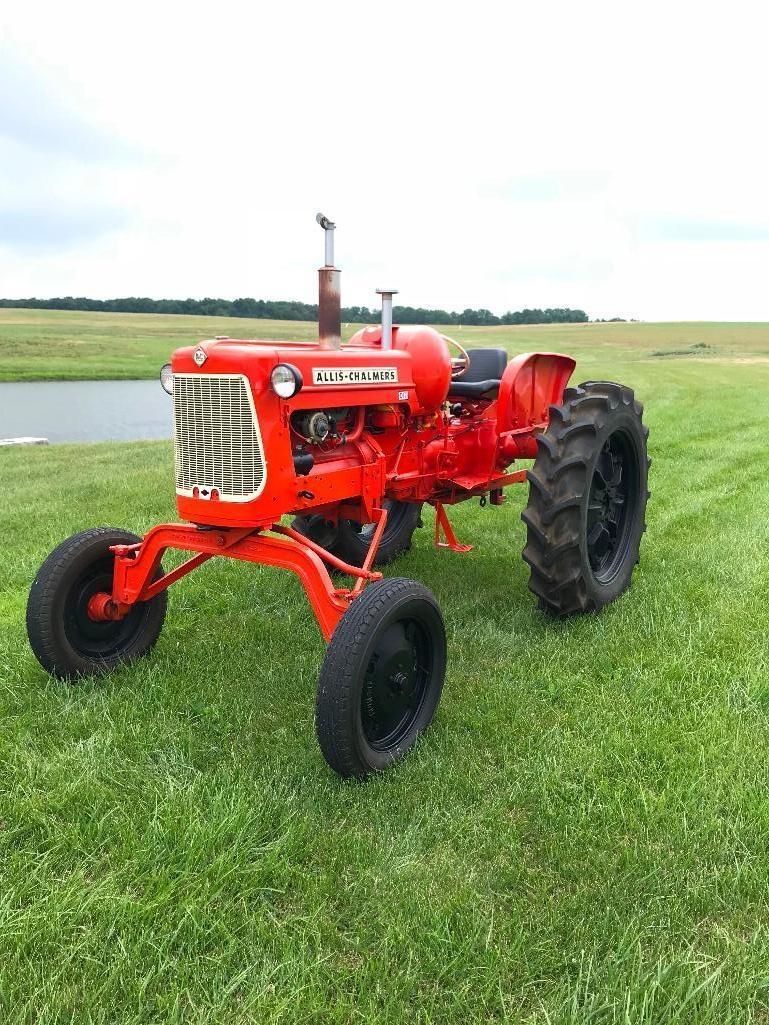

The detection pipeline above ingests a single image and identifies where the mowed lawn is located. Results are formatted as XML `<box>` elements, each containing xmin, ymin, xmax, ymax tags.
<box><xmin>2</xmin><ymin>305</ymin><xmax>769</xmax><ymax>380</ymax></box>
<box><xmin>2</xmin><ymin>315</ymin><xmax>769</xmax><ymax>1021</ymax></box>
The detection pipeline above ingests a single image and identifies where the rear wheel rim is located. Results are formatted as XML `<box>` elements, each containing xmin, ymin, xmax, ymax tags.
<box><xmin>360</xmin><ymin>614</ymin><xmax>434</xmax><ymax>751</ymax></box>
<box><xmin>586</xmin><ymin>429</ymin><xmax>639</xmax><ymax>583</ymax></box>
<box><xmin>63</xmin><ymin>556</ymin><xmax>147</xmax><ymax>660</ymax></box>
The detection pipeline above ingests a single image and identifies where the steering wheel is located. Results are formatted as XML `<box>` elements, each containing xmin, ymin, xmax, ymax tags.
<box><xmin>442</xmin><ymin>334</ymin><xmax>470</xmax><ymax>379</ymax></box>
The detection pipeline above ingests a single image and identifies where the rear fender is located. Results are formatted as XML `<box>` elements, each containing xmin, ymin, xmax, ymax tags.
<box><xmin>496</xmin><ymin>352</ymin><xmax>576</xmax><ymax>434</ymax></box>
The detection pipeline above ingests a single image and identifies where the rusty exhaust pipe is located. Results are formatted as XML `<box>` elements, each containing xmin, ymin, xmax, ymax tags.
<box><xmin>316</xmin><ymin>213</ymin><xmax>341</xmax><ymax>349</ymax></box>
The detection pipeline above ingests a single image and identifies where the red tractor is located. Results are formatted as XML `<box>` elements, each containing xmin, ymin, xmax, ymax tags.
<box><xmin>26</xmin><ymin>216</ymin><xmax>650</xmax><ymax>778</ymax></box>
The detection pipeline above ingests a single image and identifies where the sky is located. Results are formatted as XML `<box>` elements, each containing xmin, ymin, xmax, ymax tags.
<box><xmin>1</xmin><ymin>0</ymin><xmax>768</xmax><ymax>321</ymax></box>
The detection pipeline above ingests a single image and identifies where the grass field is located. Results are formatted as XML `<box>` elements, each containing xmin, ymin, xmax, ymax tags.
<box><xmin>2</xmin><ymin>306</ymin><xmax>769</xmax><ymax>381</ymax></box>
<box><xmin>2</xmin><ymin>314</ymin><xmax>769</xmax><ymax>1021</ymax></box>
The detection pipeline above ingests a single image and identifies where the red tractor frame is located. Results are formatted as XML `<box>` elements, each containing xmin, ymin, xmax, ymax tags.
<box><xmin>27</xmin><ymin>216</ymin><xmax>650</xmax><ymax>778</ymax></box>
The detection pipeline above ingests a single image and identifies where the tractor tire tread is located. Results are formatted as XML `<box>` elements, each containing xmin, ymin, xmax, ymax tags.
<box><xmin>315</xmin><ymin>578</ymin><xmax>444</xmax><ymax>779</ymax></box>
<box><xmin>521</xmin><ymin>380</ymin><xmax>650</xmax><ymax>617</ymax></box>
<box><xmin>27</xmin><ymin>527</ymin><xmax>167</xmax><ymax>678</ymax></box>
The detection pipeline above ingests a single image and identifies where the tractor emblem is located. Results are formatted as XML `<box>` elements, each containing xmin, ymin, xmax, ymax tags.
<box><xmin>193</xmin><ymin>347</ymin><xmax>207</xmax><ymax>367</ymax></box>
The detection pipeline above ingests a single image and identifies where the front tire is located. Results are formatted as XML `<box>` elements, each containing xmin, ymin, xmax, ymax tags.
<box><xmin>522</xmin><ymin>381</ymin><xmax>650</xmax><ymax>616</ymax></box>
<box><xmin>315</xmin><ymin>578</ymin><xmax>446</xmax><ymax>778</ymax></box>
<box><xmin>26</xmin><ymin>528</ymin><xmax>167</xmax><ymax>679</ymax></box>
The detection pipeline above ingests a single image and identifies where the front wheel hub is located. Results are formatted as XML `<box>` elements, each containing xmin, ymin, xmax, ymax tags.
<box><xmin>362</xmin><ymin>619</ymin><xmax>430</xmax><ymax>751</ymax></box>
<box><xmin>86</xmin><ymin>591</ymin><xmax>123</xmax><ymax>622</ymax></box>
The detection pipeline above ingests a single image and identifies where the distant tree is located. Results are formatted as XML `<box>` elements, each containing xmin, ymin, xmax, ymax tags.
<box><xmin>0</xmin><ymin>296</ymin><xmax>590</xmax><ymax>325</ymax></box>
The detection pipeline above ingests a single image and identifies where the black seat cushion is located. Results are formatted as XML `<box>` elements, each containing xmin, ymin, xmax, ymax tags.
<box><xmin>447</xmin><ymin>348</ymin><xmax>507</xmax><ymax>400</ymax></box>
<box><xmin>462</xmin><ymin>348</ymin><xmax>508</xmax><ymax>382</ymax></box>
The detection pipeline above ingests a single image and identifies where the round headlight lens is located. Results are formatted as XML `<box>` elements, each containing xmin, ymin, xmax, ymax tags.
<box><xmin>160</xmin><ymin>363</ymin><xmax>173</xmax><ymax>395</ymax></box>
<box><xmin>271</xmin><ymin>363</ymin><xmax>302</xmax><ymax>398</ymax></box>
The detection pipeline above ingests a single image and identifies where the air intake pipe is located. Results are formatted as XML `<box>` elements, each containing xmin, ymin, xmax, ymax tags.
<box><xmin>376</xmin><ymin>289</ymin><xmax>398</xmax><ymax>349</ymax></box>
<box><xmin>316</xmin><ymin>213</ymin><xmax>340</xmax><ymax>349</ymax></box>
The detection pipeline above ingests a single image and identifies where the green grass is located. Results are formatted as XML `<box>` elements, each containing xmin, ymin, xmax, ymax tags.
<box><xmin>2</xmin><ymin>307</ymin><xmax>769</xmax><ymax>381</ymax></box>
<box><xmin>0</xmin><ymin>309</ymin><xmax>321</xmax><ymax>381</ymax></box>
<box><xmin>2</xmin><ymin>320</ymin><xmax>769</xmax><ymax>1021</ymax></box>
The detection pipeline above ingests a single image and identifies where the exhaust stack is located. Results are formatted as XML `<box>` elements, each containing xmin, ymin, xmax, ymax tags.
<box><xmin>316</xmin><ymin>213</ymin><xmax>341</xmax><ymax>349</ymax></box>
<box><xmin>376</xmin><ymin>289</ymin><xmax>398</xmax><ymax>349</ymax></box>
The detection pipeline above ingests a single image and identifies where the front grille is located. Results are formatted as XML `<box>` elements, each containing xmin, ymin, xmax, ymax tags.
<box><xmin>173</xmin><ymin>374</ymin><xmax>266</xmax><ymax>501</ymax></box>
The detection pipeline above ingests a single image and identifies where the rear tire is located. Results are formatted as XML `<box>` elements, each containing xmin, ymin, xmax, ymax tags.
<box><xmin>26</xmin><ymin>528</ymin><xmax>167</xmax><ymax>679</ymax></box>
<box><xmin>292</xmin><ymin>499</ymin><xmax>422</xmax><ymax>569</ymax></box>
<box><xmin>522</xmin><ymin>381</ymin><xmax>650</xmax><ymax>616</ymax></box>
<box><xmin>315</xmin><ymin>578</ymin><xmax>446</xmax><ymax>779</ymax></box>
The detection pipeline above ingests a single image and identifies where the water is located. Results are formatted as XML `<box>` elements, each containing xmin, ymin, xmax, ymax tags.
<box><xmin>0</xmin><ymin>380</ymin><xmax>172</xmax><ymax>444</ymax></box>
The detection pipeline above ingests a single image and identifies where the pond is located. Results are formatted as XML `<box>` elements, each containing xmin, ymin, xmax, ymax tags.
<box><xmin>0</xmin><ymin>380</ymin><xmax>172</xmax><ymax>444</ymax></box>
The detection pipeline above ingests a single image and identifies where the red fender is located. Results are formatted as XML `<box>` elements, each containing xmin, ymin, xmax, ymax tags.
<box><xmin>496</xmin><ymin>351</ymin><xmax>576</xmax><ymax>435</ymax></box>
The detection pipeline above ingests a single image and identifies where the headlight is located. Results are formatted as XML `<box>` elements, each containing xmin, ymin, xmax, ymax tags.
<box><xmin>160</xmin><ymin>363</ymin><xmax>173</xmax><ymax>395</ymax></box>
<box><xmin>271</xmin><ymin>363</ymin><xmax>302</xmax><ymax>398</ymax></box>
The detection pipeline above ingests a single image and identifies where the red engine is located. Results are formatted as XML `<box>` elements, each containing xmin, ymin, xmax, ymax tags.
<box><xmin>171</xmin><ymin>319</ymin><xmax>573</xmax><ymax>532</ymax></box>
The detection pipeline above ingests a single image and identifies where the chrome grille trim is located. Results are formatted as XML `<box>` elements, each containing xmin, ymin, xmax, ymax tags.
<box><xmin>173</xmin><ymin>373</ymin><xmax>266</xmax><ymax>502</ymax></box>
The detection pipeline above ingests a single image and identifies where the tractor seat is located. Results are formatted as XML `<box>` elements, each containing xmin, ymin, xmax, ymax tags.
<box><xmin>447</xmin><ymin>348</ymin><xmax>507</xmax><ymax>400</ymax></box>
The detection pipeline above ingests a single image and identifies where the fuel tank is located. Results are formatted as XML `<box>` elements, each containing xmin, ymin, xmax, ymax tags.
<box><xmin>347</xmin><ymin>324</ymin><xmax>451</xmax><ymax>413</ymax></box>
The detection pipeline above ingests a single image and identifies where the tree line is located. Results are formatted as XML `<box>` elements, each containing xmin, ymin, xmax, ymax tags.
<box><xmin>0</xmin><ymin>295</ymin><xmax>589</xmax><ymax>325</ymax></box>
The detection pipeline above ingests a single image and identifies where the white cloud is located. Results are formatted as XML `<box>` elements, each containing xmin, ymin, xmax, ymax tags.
<box><xmin>0</xmin><ymin>0</ymin><xmax>768</xmax><ymax>319</ymax></box>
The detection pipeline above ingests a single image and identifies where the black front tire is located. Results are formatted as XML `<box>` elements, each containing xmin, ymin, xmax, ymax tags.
<box><xmin>315</xmin><ymin>578</ymin><xmax>446</xmax><ymax>779</ymax></box>
<box><xmin>292</xmin><ymin>499</ymin><xmax>422</xmax><ymax>569</ymax></box>
<box><xmin>522</xmin><ymin>381</ymin><xmax>650</xmax><ymax>616</ymax></box>
<box><xmin>26</xmin><ymin>528</ymin><xmax>167</xmax><ymax>679</ymax></box>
